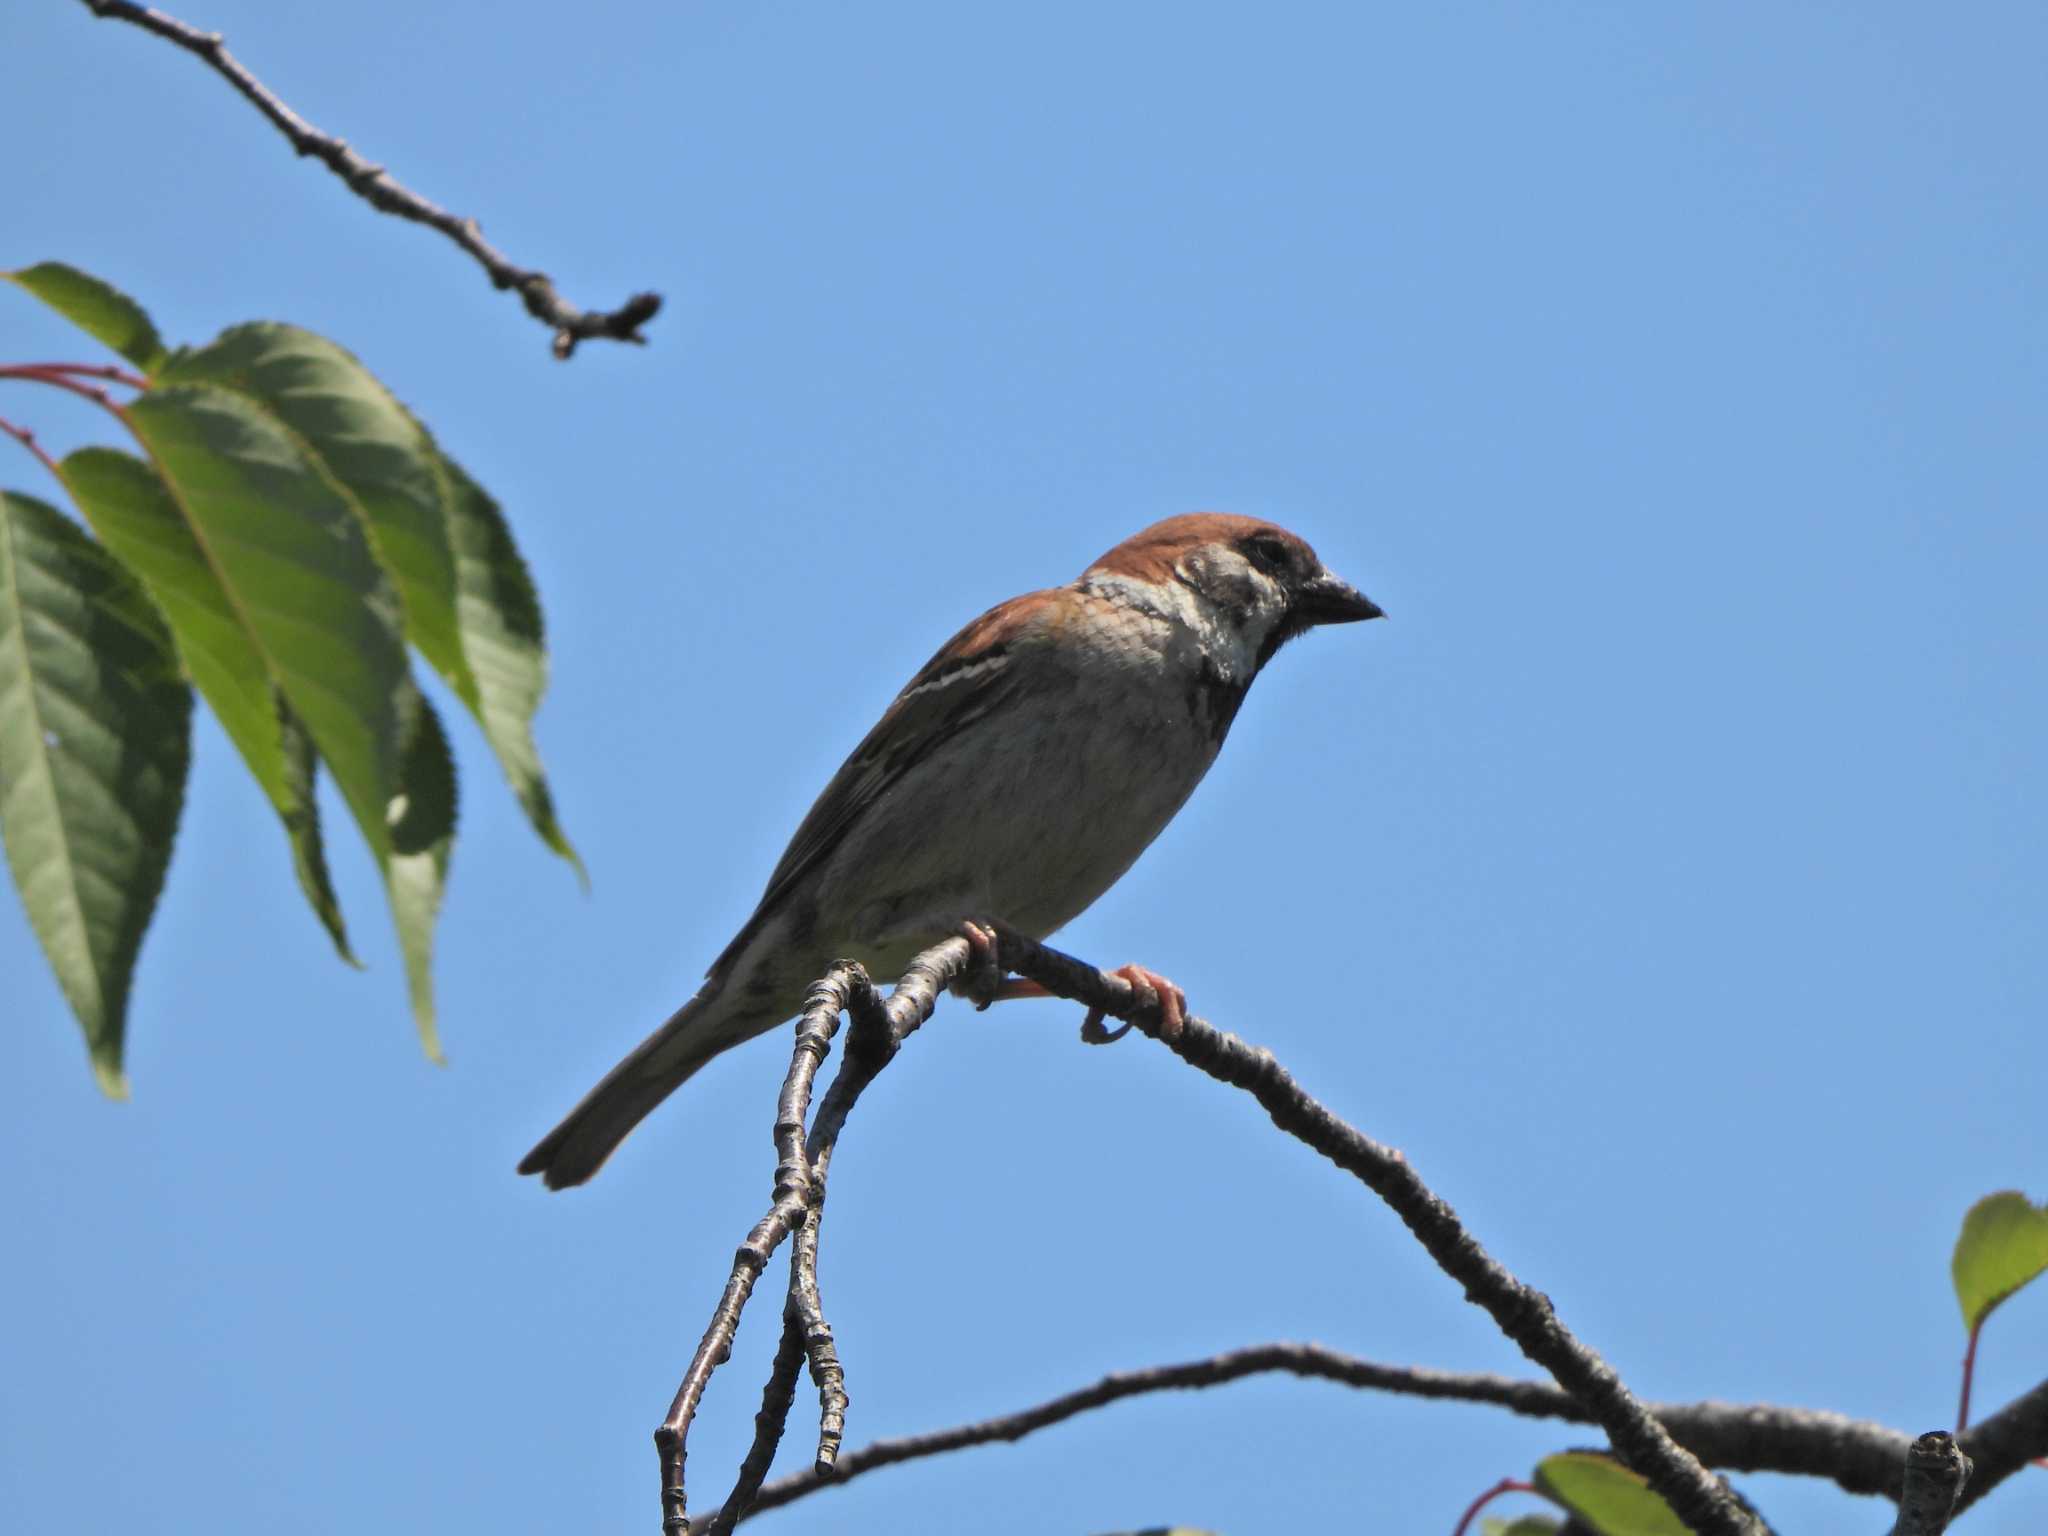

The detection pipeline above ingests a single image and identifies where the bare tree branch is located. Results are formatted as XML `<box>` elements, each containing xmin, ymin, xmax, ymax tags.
<box><xmin>1889</xmin><ymin>1432</ymin><xmax>1971</xmax><ymax>1536</ymax></box>
<box><xmin>706</xmin><ymin>1304</ymin><xmax>808</xmax><ymax>1535</ymax></box>
<box><xmin>674</xmin><ymin>933</ymin><xmax>1766</xmax><ymax>1533</ymax></box>
<box><xmin>76</xmin><ymin>1</ymin><xmax>661</xmax><ymax>358</ymax></box>
<box><xmin>657</xmin><ymin>964</ymin><xmax>869</xmax><ymax>1533</ymax></box>
<box><xmin>694</xmin><ymin>1342</ymin><xmax>1916</xmax><ymax>1529</ymax></box>
<box><xmin>673</xmin><ymin>933</ymin><xmax>2048</xmax><ymax>1533</ymax></box>
<box><xmin>789</xmin><ymin>1197</ymin><xmax>848</xmax><ymax>1471</ymax></box>
<box><xmin>660</xmin><ymin>944</ymin><xmax>968</xmax><ymax>1534</ymax></box>
<box><xmin>1955</xmin><ymin>1375</ymin><xmax>2048</xmax><ymax>1513</ymax></box>
<box><xmin>986</xmin><ymin>928</ymin><xmax>1759</xmax><ymax>1536</ymax></box>
<box><xmin>704</xmin><ymin>1127</ymin><xmax>859</xmax><ymax>1536</ymax></box>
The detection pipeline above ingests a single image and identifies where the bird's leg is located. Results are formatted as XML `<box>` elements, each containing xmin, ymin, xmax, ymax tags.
<box><xmin>952</xmin><ymin>921</ymin><xmax>1008</xmax><ymax>1010</ymax></box>
<box><xmin>951</xmin><ymin>924</ymin><xmax>1185</xmax><ymax>1043</ymax></box>
<box><xmin>950</xmin><ymin>920</ymin><xmax>1057</xmax><ymax>1010</ymax></box>
<box><xmin>1081</xmin><ymin>964</ymin><xmax>1187</xmax><ymax>1046</ymax></box>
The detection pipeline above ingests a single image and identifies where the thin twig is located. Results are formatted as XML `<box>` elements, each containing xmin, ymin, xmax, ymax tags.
<box><xmin>77</xmin><ymin>1</ymin><xmax>661</xmax><ymax>358</ymax></box>
<box><xmin>660</xmin><ymin>943</ymin><xmax>969</xmax><ymax>1533</ymax></box>
<box><xmin>693</xmin><ymin>1342</ymin><xmax>1913</xmax><ymax>1528</ymax></box>
<box><xmin>986</xmin><ymin>929</ymin><xmax>1760</xmax><ymax>1536</ymax></box>
<box><xmin>776</xmin><ymin>943</ymin><xmax>946</xmax><ymax>1480</ymax></box>
<box><xmin>1890</xmin><ymin>1431</ymin><xmax>1971</xmax><ymax>1536</ymax></box>
<box><xmin>1956</xmin><ymin>1318</ymin><xmax>1982</xmax><ymax>1431</ymax></box>
<box><xmin>11</xmin><ymin>362</ymin><xmax>151</xmax><ymax>391</ymax></box>
<box><xmin>1955</xmin><ymin>1375</ymin><xmax>2048</xmax><ymax>1513</ymax></box>
<box><xmin>703</xmin><ymin>966</ymin><xmax>902</xmax><ymax>1534</ymax></box>
<box><xmin>0</xmin><ymin>365</ymin><xmax>125</xmax><ymax>417</ymax></box>
<box><xmin>1452</xmin><ymin>1476</ymin><xmax>1543</xmax><ymax>1536</ymax></box>
<box><xmin>790</xmin><ymin>1198</ymin><xmax>848</xmax><ymax>1471</ymax></box>
<box><xmin>704</xmin><ymin>1308</ymin><xmax>808</xmax><ymax>1536</ymax></box>
<box><xmin>0</xmin><ymin>413</ymin><xmax>63</xmax><ymax>481</ymax></box>
<box><xmin>656</xmin><ymin>967</ymin><xmax>855</xmax><ymax>1535</ymax></box>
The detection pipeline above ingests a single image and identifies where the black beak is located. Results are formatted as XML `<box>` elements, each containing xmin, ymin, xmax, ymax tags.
<box><xmin>1296</xmin><ymin>570</ymin><xmax>1385</xmax><ymax>626</ymax></box>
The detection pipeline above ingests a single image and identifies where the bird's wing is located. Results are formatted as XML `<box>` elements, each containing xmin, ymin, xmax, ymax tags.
<box><xmin>705</xmin><ymin>590</ymin><xmax>1049</xmax><ymax>980</ymax></box>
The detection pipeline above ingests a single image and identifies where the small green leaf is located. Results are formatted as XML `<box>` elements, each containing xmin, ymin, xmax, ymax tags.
<box><xmin>0</xmin><ymin>491</ymin><xmax>190</xmax><ymax>1093</ymax></box>
<box><xmin>1952</xmin><ymin>1191</ymin><xmax>2048</xmax><ymax>1332</ymax></box>
<box><xmin>386</xmin><ymin>684</ymin><xmax>457</xmax><ymax>1061</ymax></box>
<box><xmin>4</xmin><ymin>262</ymin><xmax>169</xmax><ymax>373</ymax></box>
<box><xmin>1482</xmin><ymin>1519</ymin><xmax>1563</xmax><ymax>1536</ymax></box>
<box><xmin>1535</xmin><ymin>1453</ymin><xmax>1691</xmax><ymax>1536</ymax></box>
<box><xmin>60</xmin><ymin>446</ymin><xmax>360</xmax><ymax>962</ymax></box>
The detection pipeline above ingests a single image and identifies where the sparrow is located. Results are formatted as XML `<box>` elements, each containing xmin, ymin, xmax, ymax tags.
<box><xmin>520</xmin><ymin>513</ymin><xmax>1382</xmax><ymax>1188</ymax></box>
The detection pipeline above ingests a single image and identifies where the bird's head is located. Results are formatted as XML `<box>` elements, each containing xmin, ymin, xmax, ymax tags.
<box><xmin>1084</xmin><ymin>513</ymin><xmax>1383</xmax><ymax>672</ymax></box>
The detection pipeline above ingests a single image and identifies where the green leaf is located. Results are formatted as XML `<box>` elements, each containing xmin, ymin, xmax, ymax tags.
<box><xmin>4</xmin><ymin>262</ymin><xmax>169</xmax><ymax>374</ymax></box>
<box><xmin>159</xmin><ymin>325</ymin><xmax>579</xmax><ymax>875</ymax></box>
<box><xmin>279</xmin><ymin>699</ymin><xmax>359</xmax><ymax>966</ymax></box>
<box><xmin>1952</xmin><ymin>1191</ymin><xmax>2048</xmax><ymax>1332</ymax></box>
<box><xmin>160</xmin><ymin>325</ymin><xmax>474</xmax><ymax>699</ymax></box>
<box><xmin>1535</xmin><ymin>1453</ymin><xmax>1691</xmax><ymax>1536</ymax></box>
<box><xmin>63</xmin><ymin>410</ymin><xmax>455</xmax><ymax>1058</ymax></box>
<box><xmin>1482</xmin><ymin>1519</ymin><xmax>1563</xmax><ymax>1536</ymax></box>
<box><xmin>0</xmin><ymin>491</ymin><xmax>190</xmax><ymax>1093</ymax></box>
<box><xmin>59</xmin><ymin>446</ymin><xmax>360</xmax><ymax>963</ymax></box>
<box><xmin>437</xmin><ymin>451</ymin><xmax>580</xmax><ymax>876</ymax></box>
<box><xmin>118</xmin><ymin>382</ymin><xmax>409</xmax><ymax>867</ymax></box>
<box><xmin>386</xmin><ymin>684</ymin><xmax>457</xmax><ymax>1061</ymax></box>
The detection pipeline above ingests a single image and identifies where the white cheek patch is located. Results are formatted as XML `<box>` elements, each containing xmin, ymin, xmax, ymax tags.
<box><xmin>1171</xmin><ymin>550</ymin><xmax>1288</xmax><ymax>682</ymax></box>
<box><xmin>1078</xmin><ymin>561</ymin><xmax>1288</xmax><ymax>685</ymax></box>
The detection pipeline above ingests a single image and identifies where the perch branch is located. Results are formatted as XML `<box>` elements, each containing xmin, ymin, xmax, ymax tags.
<box><xmin>983</xmin><ymin>928</ymin><xmax>1759</xmax><ymax>1536</ymax></box>
<box><xmin>1889</xmin><ymin>1431</ymin><xmax>1970</xmax><ymax>1536</ymax></box>
<box><xmin>1954</xmin><ymin>1375</ymin><xmax>2048</xmax><ymax>1513</ymax></box>
<box><xmin>696</xmin><ymin>1342</ymin><xmax>1913</xmax><ymax>1528</ymax></box>
<box><xmin>77</xmin><ymin>1</ymin><xmax>661</xmax><ymax>357</ymax></box>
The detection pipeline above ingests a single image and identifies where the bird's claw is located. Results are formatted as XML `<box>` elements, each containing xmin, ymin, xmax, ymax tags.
<box><xmin>951</xmin><ymin>921</ymin><xmax>1006</xmax><ymax>1010</ymax></box>
<box><xmin>1082</xmin><ymin>964</ymin><xmax>1187</xmax><ymax>1044</ymax></box>
<box><xmin>1079</xmin><ymin>1010</ymin><xmax>1133</xmax><ymax>1045</ymax></box>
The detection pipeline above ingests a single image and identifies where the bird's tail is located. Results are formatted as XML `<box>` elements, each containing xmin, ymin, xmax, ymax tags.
<box><xmin>518</xmin><ymin>987</ymin><xmax>758</xmax><ymax>1190</ymax></box>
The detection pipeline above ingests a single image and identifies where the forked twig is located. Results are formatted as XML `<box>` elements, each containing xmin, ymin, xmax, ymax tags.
<box><xmin>77</xmin><ymin>0</ymin><xmax>661</xmax><ymax>357</ymax></box>
<box><xmin>664</xmin><ymin>931</ymin><xmax>1760</xmax><ymax>1535</ymax></box>
<box><xmin>660</xmin><ymin>944</ymin><xmax>966</xmax><ymax>1534</ymax></box>
<box><xmin>663</xmin><ymin>929</ymin><xmax>2048</xmax><ymax>1534</ymax></box>
<box><xmin>697</xmin><ymin>1343</ymin><xmax>1922</xmax><ymax>1529</ymax></box>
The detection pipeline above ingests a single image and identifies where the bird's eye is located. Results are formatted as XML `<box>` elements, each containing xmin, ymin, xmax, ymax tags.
<box><xmin>1243</xmin><ymin>534</ymin><xmax>1292</xmax><ymax>575</ymax></box>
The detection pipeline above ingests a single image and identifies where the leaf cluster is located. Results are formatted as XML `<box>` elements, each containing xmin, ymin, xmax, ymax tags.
<box><xmin>0</xmin><ymin>262</ymin><xmax>576</xmax><ymax>1089</ymax></box>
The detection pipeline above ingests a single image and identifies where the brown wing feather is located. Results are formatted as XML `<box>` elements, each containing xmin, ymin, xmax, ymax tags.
<box><xmin>704</xmin><ymin>591</ymin><xmax>1047</xmax><ymax>981</ymax></box>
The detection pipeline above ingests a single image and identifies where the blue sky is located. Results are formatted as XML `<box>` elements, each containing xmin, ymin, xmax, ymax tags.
<box><xmin>4</xmin><ymin>3</ymin><xmax>2044</xmax><ymax>1532</ymax></box>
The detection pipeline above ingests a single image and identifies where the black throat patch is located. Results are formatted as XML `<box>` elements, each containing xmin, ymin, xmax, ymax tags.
<box><xmin>1190</xmin><ymin>655</ymin><xmax>1251</xmax><ymax>747</ymax></box>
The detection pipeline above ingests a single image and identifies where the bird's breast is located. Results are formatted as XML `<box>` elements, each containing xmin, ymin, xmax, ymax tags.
<box><xmin>818</xmin><ymin>607</ymin><xmax>1228</xmax><ymax>954</ymax></box>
